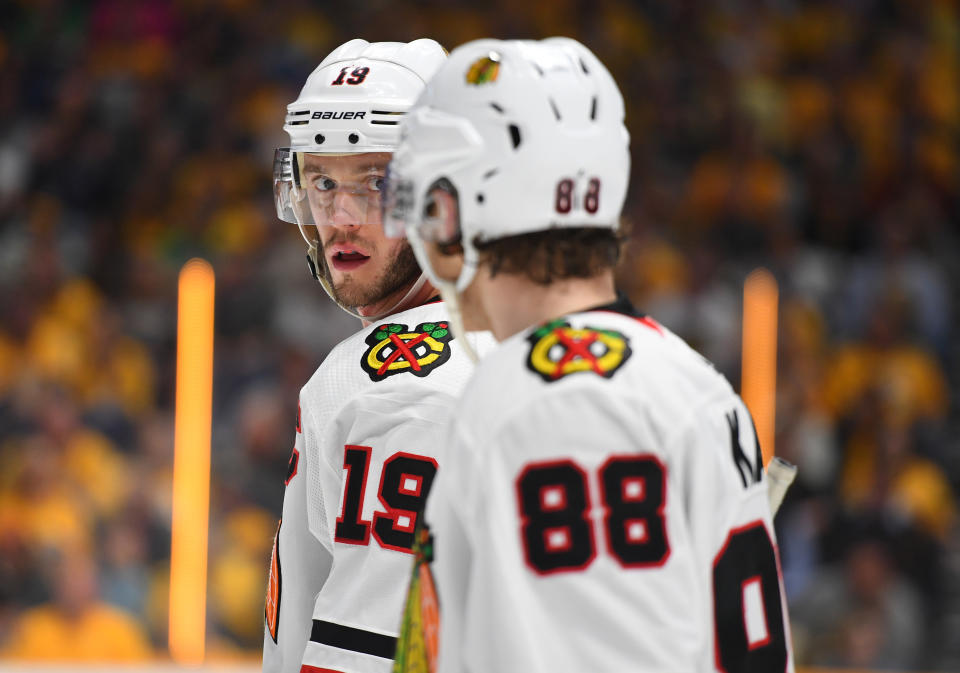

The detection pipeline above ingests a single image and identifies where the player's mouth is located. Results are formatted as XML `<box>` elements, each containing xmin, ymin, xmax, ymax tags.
<box><xmin>328</xmin><ymin>243</ymin><xmax>372</xmax><ymax>271</ymax></box>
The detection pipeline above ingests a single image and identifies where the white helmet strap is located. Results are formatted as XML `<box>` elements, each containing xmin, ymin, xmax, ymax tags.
<box><xmin>456</xmin><ymin>235</ymin><xmax>480</xmax><ymax>293</ymax></box>
<box><xmin>437</xmin><ymin>280</ymin><xmax>478</xmax><ymax>363</ymax></box>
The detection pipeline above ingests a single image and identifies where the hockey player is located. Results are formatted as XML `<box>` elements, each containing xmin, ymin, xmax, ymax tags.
<box><xmin>263</xmin><ymin>39</ymin><xmax>491</xmax><ymax>673</ymax></box>
<box><xmin>384</xmin><ymin>38</ymin><xmax>795</xmax><ymax>672</ymax></box>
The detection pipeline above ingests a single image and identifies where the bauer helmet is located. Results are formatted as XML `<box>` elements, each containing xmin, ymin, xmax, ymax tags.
<box><xmin>274</xmin><ymin>38</ymin><xmax>447</xmax><ymax>318</ymax></box>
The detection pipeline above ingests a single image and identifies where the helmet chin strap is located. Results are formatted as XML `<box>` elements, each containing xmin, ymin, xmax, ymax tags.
<box><xmin>406</xmin><ymin>227</ymin><xmax>482</xmax><ymax>363</ymax></box>
<box><xmin>437</xmin><ymin>280</ymin><xmax>478</xmax><ymax>364</ymax></box>
<box><xmin>447</xmin><ymin>240</ymin><xmax>482</xmax><ymax>363</ymax></box>
<box><xmin>356</xmin><ymin>271</ymin><xmax>430</xmax><ymax>323</ymax></box>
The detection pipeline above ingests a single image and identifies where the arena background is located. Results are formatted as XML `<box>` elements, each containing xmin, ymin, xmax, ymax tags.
<box><xmin>0</xmin><ymin>0</ymin><xmax>958</xmax><ymax>670</ymax></box>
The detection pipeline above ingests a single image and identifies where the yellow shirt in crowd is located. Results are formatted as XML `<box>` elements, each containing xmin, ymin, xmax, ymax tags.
<box><xmin>3</xmin><ymin>602</ymin><xmax>152</xmax><ymax>661</ymax></box>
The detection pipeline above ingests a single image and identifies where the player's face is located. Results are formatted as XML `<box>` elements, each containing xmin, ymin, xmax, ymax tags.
<box><xmin>303</xmin><ymin>152</ymin><xmax>420</xmax><ymax>309</ymax></box>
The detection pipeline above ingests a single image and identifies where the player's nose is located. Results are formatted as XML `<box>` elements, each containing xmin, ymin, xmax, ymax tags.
<box><xmin>329</xmin><ymin>190</ymin><xmax>366</xmax><ymax>228</ymax></box>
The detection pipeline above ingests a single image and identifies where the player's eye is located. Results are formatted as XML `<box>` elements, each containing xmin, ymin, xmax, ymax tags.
<box><xmin>313</xmin><ymin>177</ymin><xmax>336</xmax><ymax>191</ymax></box>
<box><xmin>367</xmin><ymin>176</ymin><xmax>385</xmax><ymax>192</ymax></box>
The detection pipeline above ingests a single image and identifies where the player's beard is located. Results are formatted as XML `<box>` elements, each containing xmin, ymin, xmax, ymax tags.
<box><xmin>319</xmin><ymin>240</ymin><xmax>421</xmax><ymax>309</ymax></box>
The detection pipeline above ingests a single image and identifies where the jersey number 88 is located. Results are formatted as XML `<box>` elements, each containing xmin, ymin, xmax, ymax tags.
<box><xmin>515</xmin><ymin>455</ymin><xmax>788</xmax><ymax>672</ymax></box>
<box><xmin>516</xmin><ymin>455</ymin><xmax>669</xmax><ymax>574</ymax></box>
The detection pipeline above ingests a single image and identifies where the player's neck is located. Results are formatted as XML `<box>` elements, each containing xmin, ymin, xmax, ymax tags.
<box><xmin>358</xmin><ymin>279</ymin><xmax>438</xmax><ymax>327</ymax></box>
<box><xmin>481</xmin><ymin>271</ymin><xmax>617</xmax><ymax>341</ymax></box>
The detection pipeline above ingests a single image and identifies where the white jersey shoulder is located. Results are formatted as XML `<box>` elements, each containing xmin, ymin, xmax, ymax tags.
<box><xmin>303</xmin><ymin>301</ymin><xmax>480</xmax><ymax>425</ymax></box>
<box><xmin>429</xmin><ymin>302</ymin><xmax>793</xmax><ymax>673</ymax></box>
<box><xmin>461</xmin><ymin>306</ymin><xmax>735</xmax><ymax>451</ymax></box>
<box><xmin>264</xmin><ymin>300</ymin><xmax>493</xmax><ymax>673</ymax></box>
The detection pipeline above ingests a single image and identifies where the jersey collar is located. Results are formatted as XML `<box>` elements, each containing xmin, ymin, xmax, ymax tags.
<box><xmin>588</xmin><ymin>292</ymin><xmax>646</xmax><ymax>319</ymax></box>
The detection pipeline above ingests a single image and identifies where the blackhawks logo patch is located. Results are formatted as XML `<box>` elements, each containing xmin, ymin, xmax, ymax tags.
<box><xmin>394</xmin><ymin>523</ymin><xmax>439</xmax><ymax>673</ymax></box>
<box><xmin>265</xmin><ymin>519</ymin><xmax>282</xmax><ymax>643</ymax></box>
<box><xmin>362</xmin><ymin>322</ymin><xmax>454</xmax><ymax>382</ymax></box>
<box><xmin>527</xmin><ymin>320</ymin><xmax>632</xmax><ymax>382</ymax></box>
<box><xmin>465</xmin><ymin>53</ymin><xmax>500</xmax><ymax>85</ymax></box>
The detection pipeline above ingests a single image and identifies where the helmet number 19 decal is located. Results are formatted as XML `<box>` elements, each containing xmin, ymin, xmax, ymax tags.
<box><xmin>332</xmin><ymin>66</ymin><xmax>371</xmax><ymax>86</ymax></box>
<box><xmin>555</xmin><ymin>177</ymin><xmax>601</xmax><ymax>214</ymax></box>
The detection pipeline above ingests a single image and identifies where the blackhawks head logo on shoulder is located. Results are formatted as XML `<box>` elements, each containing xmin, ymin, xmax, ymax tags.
<box><xmin>526</xmin><ymin>320</ymin><xmax>632</xmax><ymax>382</ymax></box>
<box><xmin>361</xmin><ymin>322</ymin><xmax>454</xmax><ymax>382</ymax></box>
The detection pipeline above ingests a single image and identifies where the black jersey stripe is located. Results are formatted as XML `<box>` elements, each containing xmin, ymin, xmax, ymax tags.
<box><xmin>310</xmin><ymin>619</ymin><xmax>397</xmax><ymax>660</ymax></box>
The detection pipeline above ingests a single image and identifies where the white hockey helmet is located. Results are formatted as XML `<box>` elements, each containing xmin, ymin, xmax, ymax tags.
<box><xmin>273</xmin><ymin>38</ymin><xmax>446</xmax><ymax>319</ymax></box>
<box><xmin>384</xmin><ymin>37</ymin><xmax>630</xmax><ymax>293</ymax></box>
<box><xmin>275</xmin><ymin>38</ymin><xmax>447</xmax><ymax>228</ymax></box>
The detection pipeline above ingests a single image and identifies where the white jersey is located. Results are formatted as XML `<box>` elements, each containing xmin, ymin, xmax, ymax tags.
<box><xmin>397</xmin><ymin>297</ymin><xmax>794</xmax><ymax>673</ymax></box>
<box><xmin>263</xmin><ymin>300</ymin><xmax>492</xmax><ymax>673</ymax></box>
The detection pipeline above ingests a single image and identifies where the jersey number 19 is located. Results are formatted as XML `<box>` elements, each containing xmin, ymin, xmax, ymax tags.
<box><xmin>336</xmin><ymin>445</ymin><xmax>438</xmax><ymax>553</ymax></box>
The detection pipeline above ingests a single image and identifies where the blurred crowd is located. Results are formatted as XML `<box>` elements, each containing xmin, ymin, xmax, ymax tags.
<box><xmin>0</xmin><ymin>0</ymin><xmax>957</xmax><ymax>668</ymax></box>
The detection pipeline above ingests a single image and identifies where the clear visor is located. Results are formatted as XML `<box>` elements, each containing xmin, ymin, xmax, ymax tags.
<box><xmin>381</xmin><ymin>163</ymin><xmax>413</xmax><ymax>239</ymax></box>
<box><xmin>273</xmin><ymin>148</ymin><xmax>385</xmax><ymax>226</ymax></box>
<box><xmin>382</xmin><ymin>168</ymin><xmax>459</xmax><ymax>244</ymax></box>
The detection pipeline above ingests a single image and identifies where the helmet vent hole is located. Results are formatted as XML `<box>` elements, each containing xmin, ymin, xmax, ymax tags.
<box><xmin>315</xmin><ymin>134</ymin><xmax>326</xmax><ymax>144</ymax></box>
<box><xmin>348</xmin><ymin>133</ymin><xmax>360</xmax><ymax>144</ymax></box>
<box><xmin>549</xmin><ymin>98</ymin><xmax>561</xmax><ymax>121</ymax></box>
<box><xmin>483</xmin><ymin>168</ymin><xmax>499</xmax><ymax>180</ymax></box>
<box><xmin>579</xmin><ymin>58</ymin><xmax>590</xmax><ymax>74</ymax></box>
<box><xmin>532</xmin><ymin>62</ymin><xmax>544</xmax><ymax>76</ymax></box>
<box><xmin>490</xmin><ymin>102</ymin><xmax>504</xmax><ymax>114</ymax></box>
<box><xmin>590</xmin><ymin>97</ymin><xmax>598</xmax><ymax>121</ymax></box>
<box><xmin>476</xmin><ymin>193</ymin><xmax>485</xmax><ymax>204</ymax></box>
<box><xmin>508</xmin><ymin>124</ymin><xmax>522</xmax><ymax>149</ymax></box>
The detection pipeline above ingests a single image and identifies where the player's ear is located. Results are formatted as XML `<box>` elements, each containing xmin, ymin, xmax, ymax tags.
<box><xmin>421</xmin><ymin>186</ymin><xmax>464</xmax><ymax>283</ymax></box>
<box><xmin>425</xmin><ymin>186</ymin><xmax>461</xmax><ymax>255</ymax></box>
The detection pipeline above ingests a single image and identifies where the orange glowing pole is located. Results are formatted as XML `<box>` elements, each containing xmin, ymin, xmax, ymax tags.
<box><xmin>741</xmin><ymin>268</ymin><xmax>778</xmax><ymax>467</ymax></box>
<box><xmin>170</xmin><ymin>258</ymin><xmax>215</xmax><ymax>664</ymax></box>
